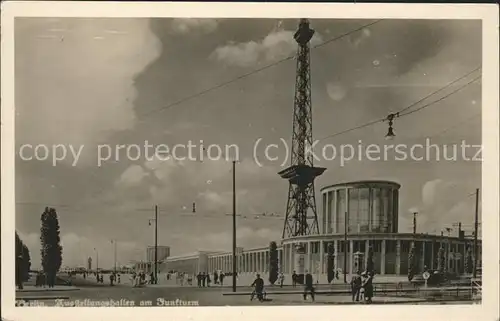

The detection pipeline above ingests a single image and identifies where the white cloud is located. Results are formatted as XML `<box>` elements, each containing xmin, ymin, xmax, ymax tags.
<box><xmin>326</xmin><ymin>83</ymin><xmax>347</xmax><ymax>101</ymax></box>
<box><xmin>176</xmin><ymin>226</ymin><xmax>280</xmax><ymax>252</ymax></box>
<box><xmin>117</xmin><ymin>164</ymin><xmax>149</xmax><ymax>186</ymax></box>
<box><xmin>414</xmin><ymin>179</ymin><xmax>479</xmax><ymax>233</ymax></box>
<box><xmin>170</xmin><ymin>19</ymin><xmax>218</xmax><ymax>34</ymax></box>
<box><xmin>348</xmin><ymin>27</ymin><xmax>372</xmax><ymax>47</ymax></box>
<box><xmin>422</xmin><ymin>179</ymin><xmax>444</xmax><ymax>206</ymax></box>
<box><xmin>15</xmin><ymin>19</ymin><xmax>162</xmax><ymax>166</ymax></box>
<box><xmin>211</xmin><ymin>30</ymin><xmax>323</xmax><ymax>67</ymax></box>
<box><xmin>17</xmin><ymin>230</ymin><xmax>144</xmax><ymax>269</ymax></box>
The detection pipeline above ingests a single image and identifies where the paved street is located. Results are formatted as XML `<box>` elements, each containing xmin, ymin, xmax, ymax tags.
<box><xmin>15</xmin><ymin>283</ymin><xmax>478</xmax><ymax>307</ymax></box>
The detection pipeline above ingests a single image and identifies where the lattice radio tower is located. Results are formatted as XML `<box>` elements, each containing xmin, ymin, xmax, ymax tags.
<box><xmin>279</xmin><ymin>19</ymin><xmax>326</xmax><ymax>239</ymax></box>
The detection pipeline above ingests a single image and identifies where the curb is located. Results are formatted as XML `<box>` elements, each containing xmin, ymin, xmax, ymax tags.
<box><xmin>16</xmin><ymin>295</ymin><xmax>70</xmax><ymax>301</ymax></box>
<box><xmin>16</xmin><ymin>288</ymin><xmax>80</xmax><ymax>293</ymax></box>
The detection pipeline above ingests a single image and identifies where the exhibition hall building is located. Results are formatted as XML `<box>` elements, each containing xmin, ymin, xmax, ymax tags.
<box><xmin>135</xmin><ymin>180</ymin><xmax>481</xmax><ymax>282</ymax></box>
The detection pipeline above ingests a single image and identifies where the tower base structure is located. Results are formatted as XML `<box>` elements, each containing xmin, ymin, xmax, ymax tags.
<box><xmin>280</xmin><ymin>165</ymin><xmax>326</xmax><ymax>238</ymax></box>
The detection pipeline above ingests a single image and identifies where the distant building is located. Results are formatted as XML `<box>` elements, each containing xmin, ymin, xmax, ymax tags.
<box><xmin>146</xmin><ymin>246</ymin><xmax>170</xmax><ymax>262</ymax></box>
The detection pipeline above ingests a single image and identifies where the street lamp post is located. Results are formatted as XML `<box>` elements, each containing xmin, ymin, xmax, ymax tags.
<box><xmin>232</xmin><ymin>160</ymin><xmax>237</xmax><ymax>293</ymax></box>
<box><xmin>343</xmin><ymin>211</ymin><xmax>348</xmax><ymax>284</ymax></box>
<box><xmin>148</xmin><ymin>206</ymin><xmax>158</xmax><ymax>285</ymax></box>
<box><xmin>93</xmin><ymin>248</ymin><xmax>99</xmax><ymax>272</ymax></box>
<box><xmin>111</xmin><ymin>240</ymin><xmax>117</xmax><ymax>274</ymax></box>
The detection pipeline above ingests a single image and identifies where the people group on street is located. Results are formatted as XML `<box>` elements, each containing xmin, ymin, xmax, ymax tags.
<box><xmin>350</xmin><ymin>270</ymin><xmax>374</xmax><ymax>304</ymax></box>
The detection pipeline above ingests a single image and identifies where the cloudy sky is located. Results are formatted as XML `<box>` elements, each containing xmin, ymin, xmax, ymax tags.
<box><xmin>14</xmin><ymin>18</ymin><xmax>482</xmax><ymax>269</ymax></box>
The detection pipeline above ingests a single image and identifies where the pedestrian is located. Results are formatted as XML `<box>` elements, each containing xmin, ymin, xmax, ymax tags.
<box><xmin>362</xmin><ymin>271</ymin><xmax>374</xmax><ymax>304</ymax></box>
<box><xmin>202</xmin><ymin>272</ymin><xmax>206</xmax><ymax>287</ymax></box>
<box><xmin>350</xmin><ymin>271</ymin><xmax>362</xmax><ymax>302</ymax></box>
<box><xmin>197</xmin><ymin>272</ymin><xmax>202</xmax><ymax>287</ymax></box>
<box><xmin>100</xmin><ymin>275</ymin><xmax>104</xmax><ymax>283</ymax></box>
<box><xmin>109</xmin><ymin>273</ymin><xmax>115</xmax><ymax>286</ymax></box>
<box><xmin>214</xmin><ymin>271</ymin><xmax>219</xmax><ymax>285</ymax></box>
<box><xmin>35</xmin><ymin>272</ymin><xmax>41</xmax><ymax>287</ymax></box>
<box><xmin>219</xmin><ymin>272</ymin><xmax>225</xmax><ymax>286</ymax></box>
<box><xmin>250</xmin><ymin>274</ymin><xmax>265</xmax><ymax>302</ymax></box>
<box><xmin>292</xmin><ymin>270</ymin><xmax>297</xmax><ymax>288</ymax></box>
<box><xmin>278</xmin><ymin>272</ymin><xmax>285</xmax><ymax>288</ymax></box>
<box><xmin>117</xmin><ymin>274</ymin><xmax>121</xmax><ymax>284</ymax></box>
<box><xmin>335</xmin><ymin>270</ymin><xmax>339</xmax><ymax>280</ymax></box>
<box><xmin>40</xmin><ymin>272</ymin><xmax>46</xmax><ymax>288</ymax></box>
<box><xmin>150</xmin><ymin>271</ymin><xmax>155</xmax><ymax>285</ymax></box>
<box><xmin>303</xmin><ymin>270</ymin><xmax>315</xmax><ymax>302</ymax></box>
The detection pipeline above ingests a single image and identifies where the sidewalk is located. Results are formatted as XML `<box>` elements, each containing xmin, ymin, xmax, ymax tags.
<box><xmin>219</xmin><ymin>293</ymin><xmax>429</xmax><ymax>305</ymax></box>
<box><xmin>16</xmin><ymin>285</ymin><xmax>80</xmax><ymax>293</ymax></box>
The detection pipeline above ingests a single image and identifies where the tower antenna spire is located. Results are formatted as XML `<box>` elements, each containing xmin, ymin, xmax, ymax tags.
<box><xmin>279</xmin><ymin>19</ymin><xmax>326</xmax><ymax>238</ymax></box>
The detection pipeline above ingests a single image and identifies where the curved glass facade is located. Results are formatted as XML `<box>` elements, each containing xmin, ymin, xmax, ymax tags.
<box><xmin>321</xmin><ymin>181</ymin><xmax>400</xmax><ymax>234</ymax></box>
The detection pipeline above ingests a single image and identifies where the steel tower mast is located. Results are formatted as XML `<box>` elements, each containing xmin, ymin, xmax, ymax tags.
<box><xmin>279</xmin><ymin>19</ymin><xmax>326</xmax><ymax>239</ymax></box>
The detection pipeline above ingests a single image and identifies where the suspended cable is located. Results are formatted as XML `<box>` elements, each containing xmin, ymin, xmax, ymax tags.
<box><xmin>396</xmin><ymin>66</ymin><xmax>481</xmax><ymax>115</ymax></box>
<box><xmin>137</xmin><ymin>20</ymin><xmax>383</xmax><ymax>119</ymax></box>
<box><xmin>318</xmin><ymin>70</ymin><xmax>481</xmax><ymax>142</ymax></box>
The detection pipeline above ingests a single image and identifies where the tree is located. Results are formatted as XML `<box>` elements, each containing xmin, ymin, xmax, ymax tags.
<box><xmin>464</xmin><ymin>246</ymin><xmax>473</xmax><ymax>274</ymax></box>
<box><xmin>408</xmin><ymin>243</ymin><xmax>417</xmax><ymax>281</ymax></box>
<box><xmin>15</xmin><ymin>232</ymin><xmax>24</xmax><ymax>289</ymax></box>
<box><xmin>15</xmin><ymin>232</ymin><xmax>31</xmax><ymax>289</ymax></box>
<box><xmin>40</xmin><ymin>207</ymin><xmax>63</xmax><ymax>287</ymax></box>
<box><xmin>268</xmin><ymin>241</ymin><xmax>279</xmax><ymax>285</ymax></box>
<box><xmin>437</xmin><ymin>245</ymin><xmax>445</xmax><ymax>274</ymax></box>
<box><xmin>326</xmin><ymin>242</ymin><xmax>335</xmax><ymax>283</ymax></box>
<box><xmin>22</xmin><ymin>244</ymin><xmax>31</xmax><ymax>281</ymax></box>
<box><xmin>366</xmin><ymin>245</ymin><xmax>375</xmax><ymax>275</ymax></box>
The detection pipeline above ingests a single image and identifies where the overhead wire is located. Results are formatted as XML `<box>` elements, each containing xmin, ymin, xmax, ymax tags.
<box><xmin>33</xmin><ymin>20</ymin><xmax>384</xmax><ymax>210</ymax></box>
<box><xmin>396</xmin><ymin>66</ymin><xmax>481</xmax><ymax>115</ymax></box>
<box><xmin>317</xmin><ymin>67</ymin><xmax>481</xmax><ymax>142</ymax></box>
<box><xmin>398</xmin><ymin>75</ymin><xmax>482</xmax><ymax>118</ymax></box>
<box><xmin>137</xmin><ymin>19</ymin><xmax>383</xmax><ymax>120</ymax></box>
<box><xmin>18</xmin><ymin>21</ymin><xmax>481</xmax><ymax>227</ymax></box>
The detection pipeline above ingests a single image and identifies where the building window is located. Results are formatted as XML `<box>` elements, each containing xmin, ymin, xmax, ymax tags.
<box><xmin>322</xmin><ymin>193</ymin><xmax>327</xmax><ymax>234</ymax></box>
<box><xmin>339</xmin><ymin>241</ymin><xmax>347</xmax><ymax>253</ymax></box>
<box><xmin>392</xmin><ymin>189</ymin><xmax>399</xmax><ymax>233</ymax></box>
<box><xmin>336</xmin><ymin>189</ymin><xmax>347</xmax><ymax>233</ymax></box>
<box><xmin>386</xmin><ymin>240</ymin><xmax>396</xmax><ymax>253</ymax></box>
<box><xmin>401</xmin><ymin>240</ymin><xmax>411</xmax><ymax>252</ymax></box>
<box><xmin>381</xmin><ymin>188</ymin><xmax>390</xmax><ymax>232</ymax></box>
<box><xmin>328</xmin><ymin>192</ymin><xmax>334</xmax><ymax>233</ymax></box>
<box><xmin>348</xmin><ymin>188</ymin><xmax>359</xmax><ymax>233</ymax></box>
<box><xmin>358</xmin><ymin>188</ymin><xmax>370</xmax><ymax>232</ymax></box>
<box><xmin>372</xmin><ymin>188</ymin><xmax>381</xmax><ymax>232</ymax></box>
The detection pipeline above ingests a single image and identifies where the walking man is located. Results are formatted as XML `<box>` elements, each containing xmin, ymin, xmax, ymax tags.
<box><xmin>350</xmin><ymin>271</ymin><xmax>362</xmax><ymax>302</ymax></box>
<box><xmin>250</xmin><ymin>274</ymin><xmax>265</xmax><ymax>302</ymax></box>
<box><xmin>303</xmin><ymin>270</ymin><xmax>315</xmax><ymax>301</ymax></box>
